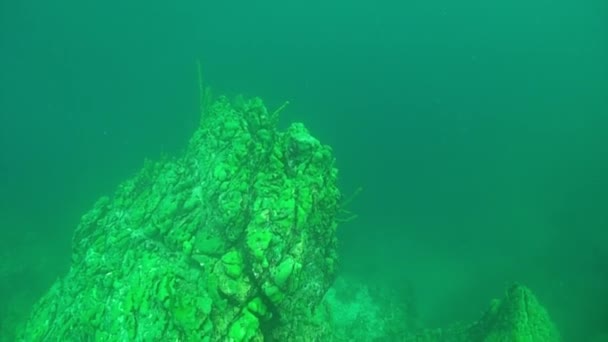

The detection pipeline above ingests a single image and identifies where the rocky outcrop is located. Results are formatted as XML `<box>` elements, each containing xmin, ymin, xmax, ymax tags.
<box><xmin>19</xmin><ymin>95</ymin><xmax>341</xmax><ymax>341</ymax></box>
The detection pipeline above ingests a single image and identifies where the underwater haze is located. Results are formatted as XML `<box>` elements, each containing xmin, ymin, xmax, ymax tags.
<box><xmin>1</xmin><ymin>0</ymin><xmax>607</xmax><ymax>340</ymax></box>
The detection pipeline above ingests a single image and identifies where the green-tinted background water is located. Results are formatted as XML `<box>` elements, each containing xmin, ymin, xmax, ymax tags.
<box><xmin>1</xmin><ymin>0</ymin><xmax>606</xmax><ymax>340</ymax></box>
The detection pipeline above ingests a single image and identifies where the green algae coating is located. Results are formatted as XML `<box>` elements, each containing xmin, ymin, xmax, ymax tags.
<box><xmin>272</xmin><ymin>256</ymin><xmax>295</xmax><ymax>288</ymax></box>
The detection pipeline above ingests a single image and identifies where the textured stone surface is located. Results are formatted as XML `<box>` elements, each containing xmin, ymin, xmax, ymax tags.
<box><xmin>19</xmin><ymin>95</ymin><xmax>341</xmax><ymax>341</ymax></box>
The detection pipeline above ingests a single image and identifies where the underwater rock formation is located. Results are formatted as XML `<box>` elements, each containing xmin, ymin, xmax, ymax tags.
<box><xmin>412</xmin><ymin>284</ymin><xmax>561</xmax><ymax>342</ymax></box>
<box><xmin>312</xmin><ymin>277</ymin><xmax>561</xmax><ymax>341</ymax></box>
<box><xmin>19</xmin><ymin>96</ymin><xmax>341</xmax><ymax>341</ymax></box>
<box><xmin>16</xmin><ymin>93</ymin><xmax>562</xmax><ymax>341</ymax></box>
<box><xmin>466</xmin><ymin>284</ymin><xmax>561</xmax><ymax>342</ymax></box>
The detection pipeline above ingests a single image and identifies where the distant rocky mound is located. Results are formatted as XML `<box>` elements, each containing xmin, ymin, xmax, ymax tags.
<box><xmin>308</xmin><ymin>276</ymin><xmax>560</xmax><ymax>341</ymax></box>
<box><xmin>17</xmin><ymin>94</ymin><xmax>561</xmax><ymax>341</ymax></box>
<box><xmin>410</xmin><ymin>284</ymin><xmax>561</xmax><ymax>342</ymax></box>
<box><xmin>466</xmin><ymin>284</ymin><xmax>561</xmax><ymax>341</ymax></box>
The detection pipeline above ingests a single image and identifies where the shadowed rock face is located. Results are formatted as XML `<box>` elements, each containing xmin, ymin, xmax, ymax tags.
<box><xmin>18</xmin><ymin>96</ymin><xmax>342</xmax><ymax>341</ymax></box>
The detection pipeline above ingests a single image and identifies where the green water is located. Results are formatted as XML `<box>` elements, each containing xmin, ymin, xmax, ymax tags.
<box><xmin>1</xmin><ymin>0</ymin><xmax>606</xmax><ymax>340</ymax></box>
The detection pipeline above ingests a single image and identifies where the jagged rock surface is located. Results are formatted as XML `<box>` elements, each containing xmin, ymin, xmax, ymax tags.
<box><xmin>19</xmin><ymin>96</ymin><xmax>341</xmax><ymax>341</ymax></box>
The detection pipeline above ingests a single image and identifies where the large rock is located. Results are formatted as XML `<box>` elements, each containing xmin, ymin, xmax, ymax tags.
<box><xmin>19</xmin><ymin>95</ymin><xmax>341</xmax><ymax>341</ymax></box>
